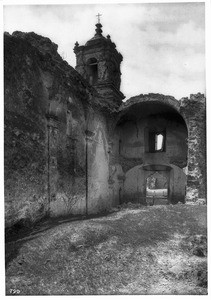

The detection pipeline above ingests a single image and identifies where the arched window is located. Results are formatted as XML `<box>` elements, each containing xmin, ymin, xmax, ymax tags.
<box><xmin>86</xmin><ymin>58</ymin><xmax>98</xmax><ymax>85</ymax></box>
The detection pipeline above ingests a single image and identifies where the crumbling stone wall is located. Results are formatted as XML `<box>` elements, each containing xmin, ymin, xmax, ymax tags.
<box><xmin>180</xmin><ymin>93</ymin><xmax>206</xmax><ymax>202</ymax></box>
<box><xmin>4</xmin><ymin>30</ymin><xmax>206</xmax><ymax>229</ymax></box>
<box><xmin>4</xmin><ymin>32</ymin><xmax>49</xmax><ymax>227</ymax></box>
<box><xmin>4</xmin><ymin>31</ymin><xmax>113</xmax><ymax>227</ymax></box>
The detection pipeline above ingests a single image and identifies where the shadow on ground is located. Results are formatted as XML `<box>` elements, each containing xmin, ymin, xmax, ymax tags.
<box><xmin>5</xmin><ymin>210</ymin><xmax>113</xmax><ymax>267</ymax></box>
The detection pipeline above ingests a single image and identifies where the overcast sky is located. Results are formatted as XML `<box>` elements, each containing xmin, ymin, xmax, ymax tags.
<box><xmin>3</xmin><ymin>2</ymin><xmax>205</xmax><ymax>100</ymax></box>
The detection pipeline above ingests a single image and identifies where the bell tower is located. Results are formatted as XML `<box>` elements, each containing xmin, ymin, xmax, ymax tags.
<box><xmin>73</xmin><ymin>19</ymin><xmax>125</xmax><ymax>106</ymax></box>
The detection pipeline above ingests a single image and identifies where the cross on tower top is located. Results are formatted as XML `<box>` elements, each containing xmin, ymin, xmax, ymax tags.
<box><xmin>96</xmin><ymin>13</ymin><xmax>102</xmax><ymax>23</ymax></box>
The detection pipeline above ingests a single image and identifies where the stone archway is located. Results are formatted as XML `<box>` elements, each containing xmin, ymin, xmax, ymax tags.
<box><xmin>112</xmin><ymin>93</ymin><xmax>189</xmax><ymax>205</ymax></box>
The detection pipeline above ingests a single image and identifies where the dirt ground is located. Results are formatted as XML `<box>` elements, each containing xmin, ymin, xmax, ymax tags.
<box><xmin>5</xmin><ymin>203</ymin><xmax>207</xmax><ymax>295</ymax></box>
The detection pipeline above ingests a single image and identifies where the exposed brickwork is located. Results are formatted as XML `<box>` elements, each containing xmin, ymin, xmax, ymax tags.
<box><xmin>180</xmin><ymin>94</ymin><xmax>206</xmax><ymax>202</ymax></box>
<box><xmin>4</xmin><ymin>32</ymin><xmax>89</xmax><ymax>226</ymax></box>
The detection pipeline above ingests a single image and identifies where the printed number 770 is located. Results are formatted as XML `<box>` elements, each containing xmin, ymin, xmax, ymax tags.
<box><xmin>10</xmin><ymin>289</ymin><xmax>20</xmax><ymax>294</ymax></box>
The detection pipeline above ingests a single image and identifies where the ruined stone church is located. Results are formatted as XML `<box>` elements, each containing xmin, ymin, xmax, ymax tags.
<box><xmin>4</xmin><ymin>22</ymin><xmax>206</xmax><ymax>228</ymax></box>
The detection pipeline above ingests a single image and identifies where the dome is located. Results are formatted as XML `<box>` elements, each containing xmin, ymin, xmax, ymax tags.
<box><xmin>85</xmin><ymin>23</ymin><xmax>108</xmax><ymax>46</ymax></box>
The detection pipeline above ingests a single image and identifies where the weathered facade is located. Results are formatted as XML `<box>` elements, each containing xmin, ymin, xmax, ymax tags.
<box><xmin>4</xmin><ymin>23</ymin><xmax>206</xmax><ymax>228</ymax></box>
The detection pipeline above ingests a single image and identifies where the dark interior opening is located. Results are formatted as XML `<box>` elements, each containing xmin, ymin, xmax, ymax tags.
<box><xmin>87</xmin><ymin>58</ymin><xmax>98</xmax><ymax>85</ymax></box>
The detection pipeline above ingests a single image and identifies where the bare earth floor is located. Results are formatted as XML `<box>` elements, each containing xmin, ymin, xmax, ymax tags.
<box><xmin>5</xmin><ymin>204</ymin><xmax>207</xmax><ymax>295</ymax></box>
